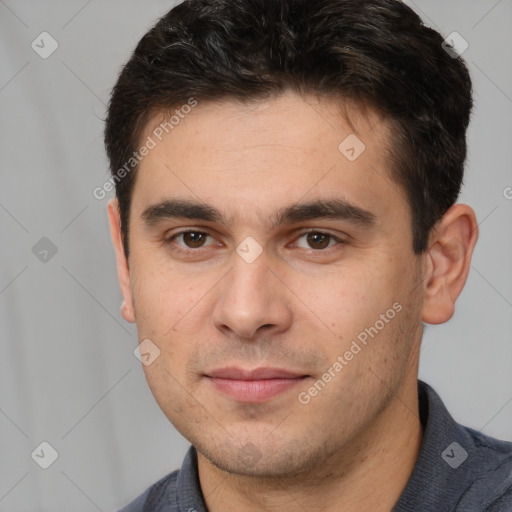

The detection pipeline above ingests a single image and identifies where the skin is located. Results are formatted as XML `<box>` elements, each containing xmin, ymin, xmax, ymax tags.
<box><xmin>107</xmin><ymin>90</ymin><xmax>478</xmax><ymax>511</ymax></box>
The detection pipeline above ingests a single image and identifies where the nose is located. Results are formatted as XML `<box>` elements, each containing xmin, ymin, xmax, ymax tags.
<box><xmin>211</xmin><ymin>247</ymin><xmax>293</xmax><ymax>341</ymax></box>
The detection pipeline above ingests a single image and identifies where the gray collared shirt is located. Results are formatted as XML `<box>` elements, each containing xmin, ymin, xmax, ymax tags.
<box><xmin>117</xmin><ymin>380</ymin><xmax>512</xmax><ymax>511</ymax></box>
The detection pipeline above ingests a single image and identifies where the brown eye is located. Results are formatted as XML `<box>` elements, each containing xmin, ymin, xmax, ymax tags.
<box><xmin>181</xmin><ymin>231</ymin><xmax>208</xmax><ymax>248</ymax></box>
<box><xmin>164</xmin><ymin>230</ymin><xmax>214</xmax><ymax>252</ymax></box>
<box><xmin>306</xmin><ymin>232</ymin><xmax>330</xmax><ymax>249</ymax></box>
<box><xmin>295</xmin><ymin>231</ymin><xmax>341</xmax><ymax>251</ymax></box>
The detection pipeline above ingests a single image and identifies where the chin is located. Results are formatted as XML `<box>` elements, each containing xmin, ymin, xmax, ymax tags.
<box><xmin>196</xmin><ymin>433</ymin><xmax>329</xmax><ymax>479</ymax></box>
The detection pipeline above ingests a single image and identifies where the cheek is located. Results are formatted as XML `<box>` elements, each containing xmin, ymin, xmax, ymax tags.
<box><xmin>312</xmin><ymin>262</ymin><xmax>398</xmax><ymax>337</ymax></box>
<box><xmin>142</xmin><ymin>358</ymin><xmax>205</xmax><ymax>429</ymax></box>
<box><xmin>135</xmin><ymin>274</ymin><xmax>205</xmax><ymax>406</ymax></box>
<box><xmin>130</xmin><ymin>261</ymin><xmax>196</xmax><ymax>335</ymax></box>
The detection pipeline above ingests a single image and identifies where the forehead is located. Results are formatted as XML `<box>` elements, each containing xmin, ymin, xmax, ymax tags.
<box><xmin>131</xmin><ymin>91</ymin><xmax>407</xmax><ymax>230</ymax></box>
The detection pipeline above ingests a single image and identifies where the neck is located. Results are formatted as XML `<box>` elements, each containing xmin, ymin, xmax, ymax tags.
<box><xmin>197</xmin><ymin>376</ymin><xmax>423</xmax><ymax>512</ymax></box>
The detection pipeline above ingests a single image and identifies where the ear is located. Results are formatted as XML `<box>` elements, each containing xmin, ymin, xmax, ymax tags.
<box><xmin>421</xmin><ymin>203</ymin><xmax>479</xmax><ymax>325</ymax></box>
<box><xmin>107</xmin><ymin>198</ymin><xmax>136</xmax><ymax>323</ymax></box>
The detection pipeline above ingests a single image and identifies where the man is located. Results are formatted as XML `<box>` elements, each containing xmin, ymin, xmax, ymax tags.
<box><xmin>104</xmin><ymin>0</ymin><xmax>512</xmax><ymax>510</ymax></box>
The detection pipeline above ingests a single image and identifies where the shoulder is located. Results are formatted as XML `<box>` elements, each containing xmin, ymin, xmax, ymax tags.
<box><xmin>455</xmin><ymin>425</ymin><xmax>512</xmax><ymax>511</ymax></box>
<box><xmin>465</xmin><ymin>425</ymin><xmax>512</xmax><ymax>462</ymax></box>
<box><xmin>486</xmin><ymin>488</ymin><xmax>512</xmax><ymax>512</ymax></box>
<box><xmin>397</xmin><ymin>381</ymin><xmax>512</xmax><ymax>511</ymax></box>
<box><xmin>115</xmin><ymin>470</ymin><xmax>179</xmax><ymax>512</ymax></box>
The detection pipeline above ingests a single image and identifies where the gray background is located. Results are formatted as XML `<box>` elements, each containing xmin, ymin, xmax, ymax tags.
<box><xmin>1</xmin><ymin>1</ymin><xmax>511</xmax><ymax>510</ymax></box>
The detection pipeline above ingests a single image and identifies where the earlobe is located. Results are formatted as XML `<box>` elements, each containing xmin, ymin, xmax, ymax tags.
<box><xmin>107</xmin><ymin>198</ymin><xmax>136</xmax><ymax>324</ymax></box>
<box><xmin>421</xmin><ymin>204</ymin><xmax>478</xmax><ymax>325</ymax></box>
<box><xmin>121</xmin><ymin>300</ymin><xmax>135</xmax><ymax>324</ymax></box>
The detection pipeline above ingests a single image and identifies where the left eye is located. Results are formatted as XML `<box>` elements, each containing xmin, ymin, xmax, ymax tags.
<box><xmin>294</xmin><ymin>231</ymin><xmax>341</xmax><ymax>250</ymax></box>
<box><xmin>166</xmin><ymin>230</ymin><xmax>214</xmax><ymax>249</ymax></box>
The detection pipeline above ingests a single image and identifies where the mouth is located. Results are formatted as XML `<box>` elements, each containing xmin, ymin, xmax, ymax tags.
<box><xmin>204</xmin><ymin>367</ymin><xmax>310</xmax><ymax>403</ymax></box>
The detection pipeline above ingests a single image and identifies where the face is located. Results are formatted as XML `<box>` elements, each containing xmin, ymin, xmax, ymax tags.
<box><xmin>109</xmin><ymin>91</ymin><xmax>427</xmax><ymax>478</ymax></box>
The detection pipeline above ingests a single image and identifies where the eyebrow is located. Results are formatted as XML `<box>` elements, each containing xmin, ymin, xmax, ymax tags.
<box><xmin>141</xmin><ymin>197</ymin><xmax>377</xmax><ymax>230</ymax></box>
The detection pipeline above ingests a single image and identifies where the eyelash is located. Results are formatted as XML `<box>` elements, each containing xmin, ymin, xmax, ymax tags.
<box><xmin>163</xmin><ymin>228</ymin><xmax>346</xmax><ymax>255</ymax></box>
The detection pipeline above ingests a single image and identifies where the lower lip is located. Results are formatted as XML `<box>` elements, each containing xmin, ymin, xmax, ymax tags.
<box><xmin>207</xmin><ymin>377</ymin><xmax>307</xmax><ymax>402</ymax></box>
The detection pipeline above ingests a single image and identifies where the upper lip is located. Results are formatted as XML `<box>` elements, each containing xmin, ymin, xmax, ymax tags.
<box><xmin>206</xmin><ymin>367</ymin><xmax>307</xmax><ymax>380</ymax></box>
